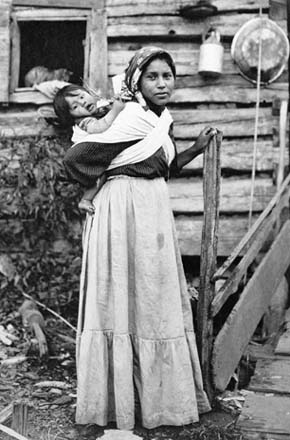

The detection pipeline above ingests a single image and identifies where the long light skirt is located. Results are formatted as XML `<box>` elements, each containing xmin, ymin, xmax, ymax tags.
<box><xmin>76</xmin><ymin>176</ymin><xmax>210</xmax><ymax>430</ymax></box>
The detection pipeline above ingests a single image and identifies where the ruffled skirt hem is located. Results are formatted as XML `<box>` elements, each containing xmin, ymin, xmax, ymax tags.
<box><xmin>76</xmin><ymin>329</ymin><xmax>211</xmax><ymax>429</ymax></box>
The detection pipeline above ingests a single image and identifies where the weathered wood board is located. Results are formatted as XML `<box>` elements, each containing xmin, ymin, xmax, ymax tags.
<box><xmin>89</xmin><ymin>5</ymin><xmax>108</xmax><ymax>95</ymax></box>
<box><xmin>275</xmin><ymin>309</ymin><xmax>290</xmax><ymax>355</ymax></box>
<box><xmin>169</xmin><ymin>177</ymin><xmax>275</xmax><ymax>214</ymax></box>
<box><xmin>106</xmin><ymin>14</ymin><xmax>286</xmax><ymax>38</ymax></box>
<box><xmin>237</xmin><ymin>393</ymin><xmax>290</xmax><ymax>435</ymax></box>
<box><xmin>175</xmin><ymin>215</ymin><xmax>259</xmax><ymax>257</ymax></box>
<box><xmin>171</xmin><ymin>85</ymin><xmax>288</xmax><ymax>104</ymax></box>
<box><xmin>212</xmin><ymin>220</ymin><xmax>290</xmax><ymax>391</ymax></box>
<box><xmin>0</xmin><ymin>0</ymin><xmax>11</xmax><ymax>102</ymax></box>
<box><xmin>108</xmin><ymin>48</ymin><xmax>286</xmax><ymax>80</ymax></box>
<box><xmin>12</xmin><ymin>0</ymin><xmax>271</xmax><ymax>15</ymax></box>
<box><xmin>181</xmin><ymin>139</ymin><xmax>288</xmax><ymax>173</ymax></box>
<box><xmin>172</xmin><ymin>108</ymin><xmax>279</xmax><ymax>138</ymax></box>
<box><xmin>249</xmin><ymin>358</ymin><xmax>290</xmax><ymax>394</ymax></box>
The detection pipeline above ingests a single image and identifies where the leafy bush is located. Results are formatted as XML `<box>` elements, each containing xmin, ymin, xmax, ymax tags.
<box><xmin>0</xmin><ymin>135</ymin><xmax>84</xmax><ymax>317</ymax></box>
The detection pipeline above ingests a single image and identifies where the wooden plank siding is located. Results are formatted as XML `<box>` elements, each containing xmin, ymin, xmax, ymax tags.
<box><xmin>1</xmin><ymin>0</ymin><xmax>289</xmax><ymax>259</ymax></box>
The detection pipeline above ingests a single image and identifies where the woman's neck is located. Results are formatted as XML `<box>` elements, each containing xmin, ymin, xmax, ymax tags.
<box><xmin>145</xmin><ymin>98</ymin><xmax>165</xmax><ymax>116</ymax></box>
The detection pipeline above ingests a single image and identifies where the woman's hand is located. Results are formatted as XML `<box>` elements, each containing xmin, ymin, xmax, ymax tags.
<box><xmin>194</xmin><ymin>126</ymin><xmax>217</xmax><ymax>154</ymax></box>
<box><xmin>175</xmin><ymin>126</ymin><xmax>218</xmax><ymax>171</ymax></box>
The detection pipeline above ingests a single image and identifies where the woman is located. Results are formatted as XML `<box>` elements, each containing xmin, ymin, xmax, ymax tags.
<box><xmin>69</xmin><ymin>46</ymin><xmax>215</xmax><ymax>430</ymax></box>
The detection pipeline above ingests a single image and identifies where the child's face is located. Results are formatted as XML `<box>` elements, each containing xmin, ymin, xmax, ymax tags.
<box><xmin>66</xmin><ymin>90</ymin><xmax>97</xmax><ymax>119</ymax></box>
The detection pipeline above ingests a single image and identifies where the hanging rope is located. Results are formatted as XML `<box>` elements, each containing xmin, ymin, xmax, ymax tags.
<box><xmin>248</xmin><ymin>2</ymin><xmax>263</xmax><ymax>229</ymax></box>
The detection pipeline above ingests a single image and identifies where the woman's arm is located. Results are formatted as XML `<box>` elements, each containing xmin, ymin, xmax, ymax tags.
<box><xmin>175</xmin><ymin>126</ymin><xmax>217</xmax><ymax>171</ymax></box>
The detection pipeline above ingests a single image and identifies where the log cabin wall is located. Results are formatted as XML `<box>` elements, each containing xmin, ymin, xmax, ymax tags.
<box><xmin>0</xmin><ymin>0</ymin><xmax>289</xmax><ymax>258</ymax></box>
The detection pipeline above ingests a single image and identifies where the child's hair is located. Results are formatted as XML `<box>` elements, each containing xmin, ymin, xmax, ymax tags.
<box><xmin>53</xmin><ymin>84</ymin><xmax>88</xmax><ymax>128</ymax></box>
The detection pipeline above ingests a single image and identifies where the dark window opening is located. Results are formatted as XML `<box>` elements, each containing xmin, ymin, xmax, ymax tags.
<box><xmin>19</xmin><ymin>21</ymin><xmax>86</xmax><ymax>87</ymax></box>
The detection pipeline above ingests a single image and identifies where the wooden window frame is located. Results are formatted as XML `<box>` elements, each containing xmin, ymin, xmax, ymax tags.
<box><xmin>9</xmin><ymin>6</ymin><xmax>107</xmax><ymax>104</ymax></box>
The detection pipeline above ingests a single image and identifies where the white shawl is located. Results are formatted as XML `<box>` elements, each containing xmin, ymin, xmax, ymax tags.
<box><xmin>71</xmin><ymin>101</ymin><xmax>175</xmax><ymax>168</ymax></box>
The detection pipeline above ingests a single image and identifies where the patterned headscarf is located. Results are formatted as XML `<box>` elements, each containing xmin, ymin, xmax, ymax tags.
<box><xmin>121</xmin><ymin>46</ymin><xmax>176</xmax><ymax>108</ymax></box>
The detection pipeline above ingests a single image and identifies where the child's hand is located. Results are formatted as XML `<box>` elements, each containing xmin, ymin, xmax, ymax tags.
<box><xmin>111</xmin><ymin>95</ymin><xmax>126</xmax><ymax>115</ymax></box>
<box><xmin>194</xmin><ymin>126</ymin><xmax>217</xmax><ymax>154</ymax></box>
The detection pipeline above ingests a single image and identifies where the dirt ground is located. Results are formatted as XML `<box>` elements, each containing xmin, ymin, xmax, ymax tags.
<box><xmin>0</xmin><ymin>306</ymin><xmax>244</xmax><ymax>440</ymax></box>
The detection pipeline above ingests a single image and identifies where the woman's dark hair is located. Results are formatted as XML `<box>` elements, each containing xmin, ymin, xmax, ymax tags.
<box><xmin>140</xmin><ymin>52</ymin><xmax>176</xmax><ymax>79</ymax></box>
<box><xmin>53</xmin><ymin>84</ymin><xmax>87</xmax><ymax>127</ymax></box>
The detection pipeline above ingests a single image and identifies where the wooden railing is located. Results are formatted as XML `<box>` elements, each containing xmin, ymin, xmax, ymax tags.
<box><xmin>197</xmin><ymin>99</ymin><xmax>290</xmax><ymax>397</ymax></box>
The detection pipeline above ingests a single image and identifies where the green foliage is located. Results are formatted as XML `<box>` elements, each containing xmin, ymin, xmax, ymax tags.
<box><xmin>0</xmin><ymin>136</ymin><xmax>84</xmax><ymax>315</ymax></box>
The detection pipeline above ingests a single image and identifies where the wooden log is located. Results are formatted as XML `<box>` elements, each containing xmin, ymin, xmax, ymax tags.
<box><xmin>171</xmin><ymin>84</ymin><xmax>288</xmax><ymax>104</ymax></box>
<box><xmin>175</xmin><ymin>215</ymin><xmax>259</xmax><ymax>257</ymax></box>
<box><xmin>106</xmin><ymin>14</ymin><xmax>286</xmax><ymax>38</ymax></box>
<box><xmin>172</xmin><ymin>107</ymin><xmax>279</xmax><ymax>138</ymax></box>
<box><xmin>88</xmin><ymin>3</ymin><xmax>108</xmax><ymax>96</ymax></box>
<box><xmin>110</xmin><ymin>52</ymin><xmax>287</xmax><ymax>81</ymax></box>
<box><xmin>12</xmin><ymin>0</ymin><xmax>94</xmax><ymax>6</ymax></box>
<box><xmin>12</xmin><ymin>8</ymin><xmax>90</xmax><ymax>20</ymax></box>
<box><xmin>9</xmin><ymin>90</ymin><xmax>54</xmax><ymax>105</ymax></box>
<box><xmin>197</xmin><ymin>132</ymin><xmax>221</xmax><ymax>399</ymax></box>
<box><xmin>11</xmin><ymin>402</ymin><xmax>28</xmax><ymax>437</ymax></box>
<box><xmin>108</xmin><ymin>48</ymin><xmax>241</xmax><ymax>76</ymax></box>
<box><xmin>11</xmin><ymin>0</ymin><xmax>270</xmax><ymax>14</ymax></box>
<box><xmin>178</xmin><ymin>139</ymin><xmax>288</xmax><ymax>173</ymax></box>
<box><xmin>212</xmin><ymin>220</ymin><xmax>290</xmax><ymax>392</ymax></box>
<box><xmin>169</xmin><ymin>177</ymin><xmax>275</xmax><ymax>214</ymax></box>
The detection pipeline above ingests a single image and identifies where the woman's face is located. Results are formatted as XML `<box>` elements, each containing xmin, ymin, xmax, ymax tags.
<box><xmin>139</xmin><ymin>58</ymin><xmax>175</xmax><ymax>106</ymax></box>
<box><xmin>66</xmin><ymin>90</ymin><xmax>97</xmax><ymax>119</ymax></box>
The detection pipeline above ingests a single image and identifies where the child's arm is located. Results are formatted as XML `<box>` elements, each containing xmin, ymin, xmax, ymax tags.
<box><xmin>79</xmin><ymin>97</ymin><xmax>125</xmax><ymax>134</ymax></box>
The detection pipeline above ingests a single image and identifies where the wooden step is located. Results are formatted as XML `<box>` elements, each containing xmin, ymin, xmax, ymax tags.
<box><xmin>237</xmin><ymin>392</ymin><xmax>290</xmax><ymax>436</ymax></box>
<box><xmin>248</xmin><ymin>358</ymin><xmax>290</xmax><ymax>394</ymax></box>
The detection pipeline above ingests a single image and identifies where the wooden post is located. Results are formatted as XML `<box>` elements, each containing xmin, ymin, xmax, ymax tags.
<box><xmin>10</xmin><ymin>15</ymin><xmax>20</xmax><ymax>93</ymax></box>
<box><xmin>287</xmin><ymin>0</ymin><xmax>290</xmax><ymax>171</ymax></box>
<box><xmin>0</xmin><ymin>0</ymin><xmax>11</xmax><ymax>102</ymax></box>
<box><xmin>88</xmin><ymin>0</ymin><xmax>108</xmax><ymax>96</ymax></box>
<box><xmin>12</xmin><ymin>402</ymin><xmax>28</xmax><ymax>437</ymax></box>
<box><xmin>197</xmin><ymin>132</ymin><xmax>222</xmax><ymax>400</ymax></box>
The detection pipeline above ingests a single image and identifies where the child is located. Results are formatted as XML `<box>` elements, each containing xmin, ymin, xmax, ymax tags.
<box><xmin>53</xmin><ymin>84</ymin><xmax>126</xmax><ymax>214</ymax></box>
